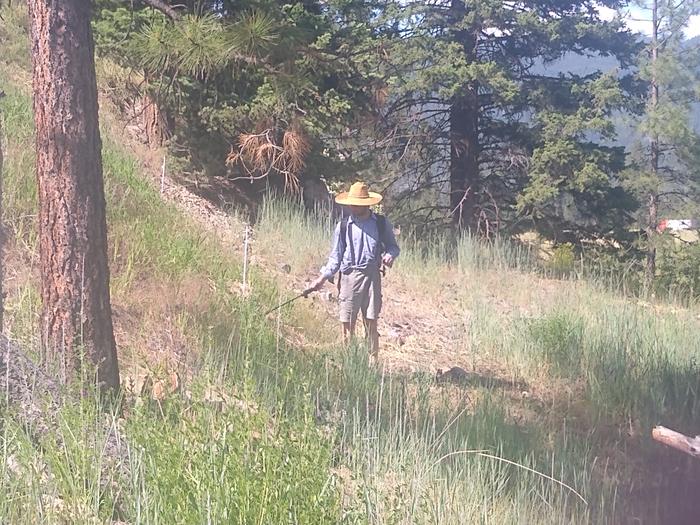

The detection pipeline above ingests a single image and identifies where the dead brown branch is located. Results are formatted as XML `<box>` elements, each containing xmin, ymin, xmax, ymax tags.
<box><xmin>226</xmin><ymin>126</ymin><xmax>309</xmax><ymax>194</ymax></box>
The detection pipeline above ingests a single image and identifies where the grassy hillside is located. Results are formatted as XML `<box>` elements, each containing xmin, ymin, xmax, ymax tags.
<box><xmin>3</xmin><ymin>4</ymin><xmax>700</xmax><ymax>524</ymax></box>
<box><xmin>1</xmin><ymin>82</ymin><xmax>607</xmax><ymax>522</ymax></box>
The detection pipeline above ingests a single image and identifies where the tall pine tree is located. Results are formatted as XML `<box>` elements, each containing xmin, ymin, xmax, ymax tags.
<box><xmin>624</xmin><ymin>0</ymin><xmax>700</xmax><ymax>287</ymax></box>
<box><xmin>369</xmin><ymin>0</ymin><xmax>640</xmax><ymax>238</ymax></box>
<box><xmin>28</xmin><ymin>0</ymin><xmax>120</xmax><ymax>390</ymax></box>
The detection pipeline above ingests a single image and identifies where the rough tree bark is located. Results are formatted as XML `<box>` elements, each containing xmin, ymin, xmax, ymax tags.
<box><xmin>449</xmin><ymin>0</ymin><xmax>480</xmax><ymax>231</ymax></box>
<box><xmin>450</xmin><ymin>93</ymin><xmax>479</xmax><ymax>230</ymax></box>
<box><xmin>28</xmin><ymin>0</ymin><xmax>120</xmax><ymax>390</ymax></box>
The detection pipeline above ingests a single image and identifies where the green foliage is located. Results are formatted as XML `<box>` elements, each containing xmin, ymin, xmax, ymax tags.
<box><xmin>655</xmin><ymin>236</ymin><xmax>700</xmax><ymax>298</ymax></box>
<box><xmin>7</xmin><ymin>4</ymin><xmax>700</xmax><ymax>522</ymax></box>
<box><xmin>130</xmin><ymin>11</ymin><xmax>281</xmax><ymax>77</ymax></box>
<box><xmin>519</xmin><ymin>74</ymin><xmax>637</xmax><ymax>241</ymax></box>
<box><xmin>549</xmin><ymin>243</ymin><xmax>577</xmax><ymax>277</ymax></box>
<box><xmin>93</xmin><ymin>0</ymin><xmax>377</xmax><ymax>186</ymax></box>
<box><xmin>4</xmin><ymin>79</ymin><xmax>700</xmax><ymax>522</ymax></box>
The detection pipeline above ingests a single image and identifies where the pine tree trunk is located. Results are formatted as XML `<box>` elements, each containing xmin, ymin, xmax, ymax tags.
<box><xmin>141</xmin><ymin>76</ymin><xmax>170</xmax><ymax>149</ymax></box>
<box><xmin>646</xmin><ymin>192</ymin><xmax>658</xmax><ymax>285</ymax></box>
<box><xmin>645</xmin><ymin>0</ymin><xmax>660</xmax><ymax>289</ymax></box>
<box><xmin>28</xmin><ymin>0</ymin><xmax>120</xmax><ymax>390</ymax></box>
<box><xmin>450</xmin><ymin>93</ymin><xmax>479</xmax><ymax>230</ymax></box>
<box><xmin>449</xmin><ymin>0</ymin><xmax>479</xmax><ymax>231</ymax></box>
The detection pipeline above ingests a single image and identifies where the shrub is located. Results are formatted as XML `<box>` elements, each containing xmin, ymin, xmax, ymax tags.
<box><xmin>548</xmin><ymin>243</ymin><xmax>576</xmax><ymax>277</ymax></box>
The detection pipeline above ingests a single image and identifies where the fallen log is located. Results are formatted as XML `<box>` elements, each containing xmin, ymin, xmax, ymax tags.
<box><xmin>652</xmin><ymin>425</ymin><xmax>700</xmax><ymax>458</ymax></box>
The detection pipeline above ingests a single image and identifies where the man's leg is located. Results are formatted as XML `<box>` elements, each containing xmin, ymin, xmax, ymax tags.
<box><xmin>364</xmin><ymin>318</ymin><xmax>379</xmax><ymax>358</ymax></box>
<box><xmin>339</xmin><ymin>271</ymin><xmax>361</xmax><ymax>346</ymax></box>
<box><xmin>363</xmin><ymin>268</ymin><xmax>382</xmax><ymax>358</ymax></box>
<box><xmin>342</xmin><ymin>321</ymin><xmax>355</xmax><ymax>344</ymax></box>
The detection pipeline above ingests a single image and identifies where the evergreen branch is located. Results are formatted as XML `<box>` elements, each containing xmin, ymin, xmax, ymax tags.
<box><xmin>138</xmin><ymin>0</ymin><xmax>181</xmax><ymax>20</ymax></box>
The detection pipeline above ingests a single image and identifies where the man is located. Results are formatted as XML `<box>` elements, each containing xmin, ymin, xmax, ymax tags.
<box><xmin>306</xmin><ymin>181</ymin><xmax>400</xmax><ymax>357</ymax></box>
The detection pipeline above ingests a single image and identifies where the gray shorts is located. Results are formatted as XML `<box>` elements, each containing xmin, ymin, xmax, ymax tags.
<box><xmin>338</xmin><ymin>268</ymin><xmax>382</xmax><ymax>323</ymax></box>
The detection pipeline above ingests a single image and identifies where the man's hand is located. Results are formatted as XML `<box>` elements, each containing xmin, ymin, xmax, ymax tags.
<box><xmin>382</xmin><ymin>254</ymin><xmax>394</xmax><ymax>268</ymax></box>
<box><xmin>304</xmin><ymin>276</ymin><xmax>327</xmax><ymax>297</ymax></box>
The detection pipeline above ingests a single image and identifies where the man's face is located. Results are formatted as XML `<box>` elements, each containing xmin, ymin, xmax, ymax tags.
<box><xmin>349</xmin><ymin>205</ymin><xmax>371</xmax><ymax>217</ymax></box>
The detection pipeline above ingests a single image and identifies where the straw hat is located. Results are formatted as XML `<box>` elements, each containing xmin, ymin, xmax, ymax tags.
<box><xmin>335</xmin><ymin>181</ymin><xmax>383</xmax><ymax>206</ymax></box>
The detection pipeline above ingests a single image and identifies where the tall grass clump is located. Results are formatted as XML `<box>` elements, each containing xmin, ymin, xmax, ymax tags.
<box><xmin>456</xmin><ymin>234</ymin><xmax>535</xmax><ymax>274</ymax></box>
<box><xmin>330</xmin><ymin>360</ymin><xmax>614</xmax><ymax>524</ymax></box>
<box><xmin>478</xmin><ymin>296</ymin><xmax>700</xmax><ymax>433</ymax></box>
<box><xmin>526</xmin><ymin>311</ymin><xmax>585</xmax><ymax>375</ymax></box>
<box><xmin>579</xmin><ymin>304</ymin><xmax>700</xmax><ymax>427</ymax></box>
<box><xmin>255</xmin><ymin>194</ymin><xmax>333</xmax><ymax>273</ymax></box>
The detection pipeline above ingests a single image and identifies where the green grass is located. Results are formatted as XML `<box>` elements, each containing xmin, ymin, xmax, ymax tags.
<box><xmin>330</xmin><ymin>359</ymin><xmax>605</xmax><ymax>524</ymax></box>
<box><xmin>0</xmin><ymin>4</ymin><xmax>30</xmax><ymax>70</ymax></box>
<box><xmin>126</xmin><ymin>393</ymin><xmax>339</xmax><ymax>524</ymax></box>
<box><xmin>103</xmin><ymin>144</ymin><xmax>238</xmax><ymax>288</ymax></box>
<box><xmin>1</xmin><ymin>82</ymin><xmax>620</xmax><ymax>522</ymax></box>
<box><xmin>1</xmin><ymin>386</ymin><xmax>339</xmax><ymax>524</ymax></box>
<box><xmin>255</xmin><ymin>197</ymin><xmax>700</xmax><ymax>523</ymax></box>
<box><xmin>1</xmin><ymin>87</ymin><xmax>38</xmax><ymax>251</ymax></box>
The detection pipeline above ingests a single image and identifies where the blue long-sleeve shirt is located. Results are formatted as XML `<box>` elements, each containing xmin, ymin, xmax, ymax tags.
<box><xmin>320</xmin><ymin>212</ymin><xmax>400</xmax><ymax>279</ymax></box>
